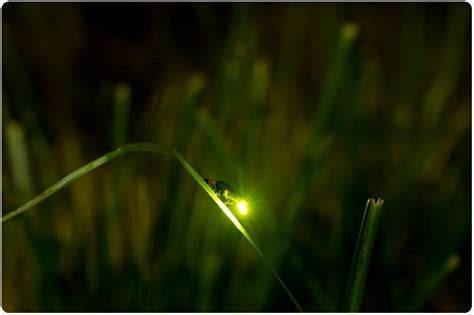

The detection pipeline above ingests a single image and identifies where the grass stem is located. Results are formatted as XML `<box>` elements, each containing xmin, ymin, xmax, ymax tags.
<box><xmin>343</xmin><ymin>198</ymin><xmax>384</xmax><ymax>312</ymax></box>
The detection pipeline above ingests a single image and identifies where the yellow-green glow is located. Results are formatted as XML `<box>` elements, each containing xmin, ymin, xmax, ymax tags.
<box><xmin>237</xmin><ymin>200</ymin><xmax>248</xmax><ymax>215</ymax></box>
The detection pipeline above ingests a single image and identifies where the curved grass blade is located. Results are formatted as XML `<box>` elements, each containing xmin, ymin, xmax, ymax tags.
<box><xmin>2</xmin><ymin>143</ymin><xmax>175</xmax><ymax>222</ymax></box>
<box><xmin>2</xmin><ymin>142</ymin><xmax>303</xmax><ymax>312</ymax></box>
<box><xmin>343</xmin><ymin>198</ymin><xmax>384</xmax><ymax>312</ymax></box>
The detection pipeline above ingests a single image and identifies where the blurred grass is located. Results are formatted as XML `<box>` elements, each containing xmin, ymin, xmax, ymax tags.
<box><xmin>2</xmin><ymin>3</ymin><xmax>471</xmax><ymax>312</ymax></box>
<box><xmin>3</xmin><ymin>141</ymin><xmax>303</xmax><ymax>310</ymax></box>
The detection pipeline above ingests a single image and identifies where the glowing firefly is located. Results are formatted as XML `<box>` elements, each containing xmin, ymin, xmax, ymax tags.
<box><xmin>204</xmin><ymin>178</ymin><xmax>249</xmax><ymax>216</ymax></box>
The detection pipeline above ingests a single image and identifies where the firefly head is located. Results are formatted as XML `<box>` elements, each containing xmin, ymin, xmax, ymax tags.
<box><xmin>204</xmin><ymin>178</ymin><xmax>217</xmax><ymax>190</ymax></box>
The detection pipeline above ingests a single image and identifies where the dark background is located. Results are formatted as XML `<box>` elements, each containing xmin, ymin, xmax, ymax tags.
<box><xmin>2</xmin><ymin>3</ymin><xmax>471</xmax><ymax>312</ymax></box>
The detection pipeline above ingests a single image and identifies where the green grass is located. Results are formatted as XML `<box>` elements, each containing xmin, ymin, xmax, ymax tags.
<box><xmin>3</xmin><ymin>140</ymin><xmax>387</xmax><ymax>313</ymax></box>
<box><xmin>3</xmin><ymin>141</ymin><xmax>386</xmax><ymax>312</ymax></box>
<box><xmin>2</xmin><ymin>3</ymin><xmax>470</xmax><ymax>312</ymax></box>
<box><xmin>2</xmin><ymin>142</ymin><xmax>303</xmax><ymax>312</ymax></box>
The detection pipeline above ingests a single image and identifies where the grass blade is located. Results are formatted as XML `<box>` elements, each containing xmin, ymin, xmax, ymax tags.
<box><xmin>343</xmin><ymin>198</ymin><xmax>384</xmax><ymax>312</ymax></box>
<box><xmin>2</xmin><ymin>143</ymin><xmax>174</xmax><ymax>223</ymax></box>
<box><xmin>2</xmin><ymin>142</ymin><xmax>303</xmax><ymax>312</ymax></box>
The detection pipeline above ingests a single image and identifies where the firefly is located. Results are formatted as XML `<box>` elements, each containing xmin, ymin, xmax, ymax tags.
<box><xmin>204</xmin><ymin>178</ymin><xmax>248</xmax><ymax>215</ymax></box>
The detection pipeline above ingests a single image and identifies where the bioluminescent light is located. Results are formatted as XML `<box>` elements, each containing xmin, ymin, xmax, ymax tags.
<box><xmin>237</xmin><ymin>200</ymin><xmax>248</xmax><ymax>215</ymax></box>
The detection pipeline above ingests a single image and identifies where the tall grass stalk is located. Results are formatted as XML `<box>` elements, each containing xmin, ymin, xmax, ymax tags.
<box><xmin>2</xmin><ymin>142</ymin><xmax>303</xmax><ymax>312</ymax></box>
<box><xmin>343</xmin><ymin>198</ymin><xmax>384</xmax><ymax>312</ymax></box>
